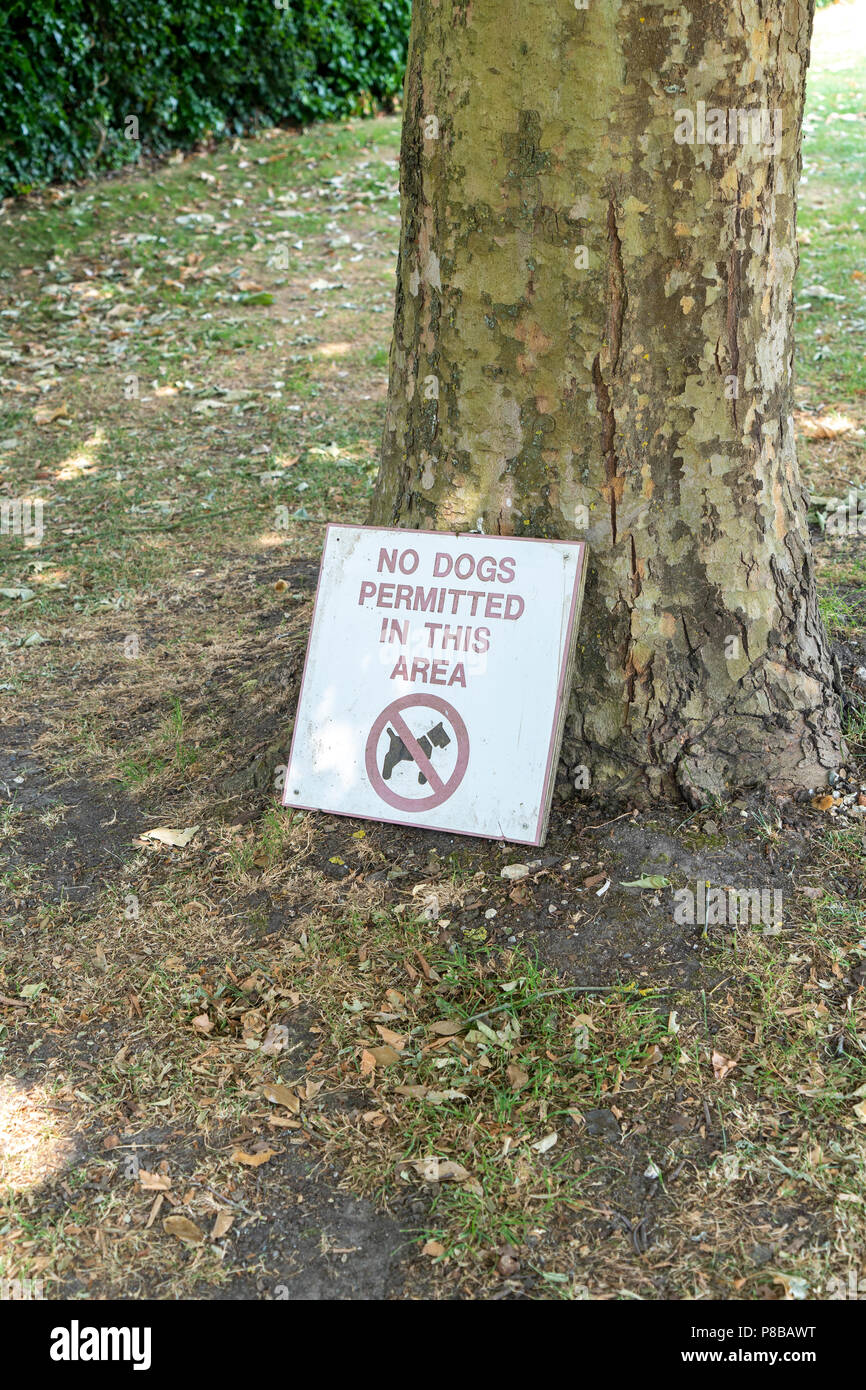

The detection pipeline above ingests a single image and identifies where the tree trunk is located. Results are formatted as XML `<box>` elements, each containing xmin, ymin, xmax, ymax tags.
<box><xmin>369</xmin><ymin>0</ymin><xmax>843</xmax><ymax>805</ymax></box>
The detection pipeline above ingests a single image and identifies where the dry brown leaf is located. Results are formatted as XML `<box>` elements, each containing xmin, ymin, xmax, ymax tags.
<box><xmin>428</xmin><ymin>1019</ymin><xmax>464</xmax><ymax>1037</ymax></box>
<box><xmin>360</xmin><ymin>1048</ymin><xmax>377</xmax><ymax>1076</ymax></box>
<box><xmin>163</xmin><ymin>1215</ymin><xmax>204</xmax><ymax>1244</ymax></box>
<box><xmin>712</xmin><ymin>1049</ymin><xmax>737</xmax><ymax>1081</ymax></box>
<box><xmin>212</xmin><ymin>1210</ymin><xmax>234</xmax><ymax>1239</ymax></box>
<box><xmin>796</xmin><ymin>412</ymin><xmax>854</xmax><ymax>440</ymax></box>
<box><xmin>231</xmin><ymin>1148</ymin><xmax>277</xmax><ymax>1167</ymax></box>
<box><xmin>369</xmin><ymin>1044</ymin><xmax>401</xmax><ymax>1067</ymax></box>
<box><xmin>506</xmin><ymin>1063</ymin><xmax>529</xmax><ymax>1089</ymax></box>
<box><xmin>414</xmin><ymin>951</ymin><xmax>441</xmax><ymax>982</ymax></box>
<box><xmin>262</xmin><ymin>1082</ymin><xmax>300</xmax><ymax>1113</ymax></box>
<box><xmin>139</xmin><ymin>1169</ymin><xmax>171</xmax><ymax>1192</ymax></box>
<box><xmin>532</xmin><ymin>1131</ymin><xmax>558</xmax><ymax>1154</ymax></box>
<box><xmin>192</xmin><ymin>1013</ymin><xmax>214</xmax><ymax>1034</ymax></box>
<box><xmin>411</xmin><ymin>1157</ymin><xmax>472</xmax><ymax>1184</ymax></box>
<box><xmin>422</xmin><ymin>1240</ymin><xmax>446</xmax><ymax>1257</ymax></box>
<box><xmin>142</xmin><ymin>825</ymin><xmax>199</xmax><ymax>848</ymax></box>
<box><xmin>375</xmin><ymin>1024</ymin><xmax>406</xmax><ymax>1049</ymax></box>
<box><xmin>145</xmin><ymin>1193</ymin><xmax>164</xmax><ymax>1228</ymax></box>
<box><xmin>33</xmin><ymin>404</ymin><xmax>68</xmax><ymax>425</ymax></box>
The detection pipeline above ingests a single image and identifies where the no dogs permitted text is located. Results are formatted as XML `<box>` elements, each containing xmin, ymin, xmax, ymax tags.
<box><xmin>282</xmin><ymin>524</ymin><xmax>586</xmax><ymax>844</ymax></box>
<box><xmin>365</xmin><ymin>694</ymin><xmax>469</xmax><ymax>812</ymax></box>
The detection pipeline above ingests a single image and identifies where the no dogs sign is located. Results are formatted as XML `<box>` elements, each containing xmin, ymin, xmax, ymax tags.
<box><xmin>282</xmin><ymin>525</ymin><xmax>586</xmax><ymax>844</ymax></box>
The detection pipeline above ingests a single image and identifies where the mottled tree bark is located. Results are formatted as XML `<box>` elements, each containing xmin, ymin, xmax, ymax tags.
<box><xmin>370</xmin><ymin>0</ymin><xmax>843</xmax><ymax>804</ymax></box>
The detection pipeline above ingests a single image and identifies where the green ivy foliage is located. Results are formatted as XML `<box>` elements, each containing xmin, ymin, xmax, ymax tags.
<box><xmin>0</xmin><ymin>0</ymin><xmax>411</xmax><ymax>195</ymax></box>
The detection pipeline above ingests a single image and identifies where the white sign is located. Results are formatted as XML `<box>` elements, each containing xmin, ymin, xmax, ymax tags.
<box><xmin>282</xmin><ymin>525</ymin><xmax>586</xmax><ymax>845</ymax></box>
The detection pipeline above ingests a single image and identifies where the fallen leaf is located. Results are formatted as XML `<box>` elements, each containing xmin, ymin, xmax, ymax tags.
<box><xmin>853</xmin><ymin>1100</ymin><xmax>866</xmax><ymax>1124</ymax></box>
<box><xmin>32</xmin><ymin>404</ymin><xmax>68</xmax><ymax>425</ymax></box>
<box><xmin>712</xmin><ymin>1049</ymin><xmax>737</xmax><ymax>1081</ymax></box>
<box><xmin>139</xmin><ymin>1169</ymin><xmax>171</xmax><ymax>1192</ymax></box>
<box><xmin>796</xmin><ymin>412</ymin><xmax>854</xmax><ymax>439</ymax></box>
<box><xmin>260</xmin><ymin>1024</ymin><xmax>288</xmax><ymax>1055</ymax></box>
<box><xmin>231</xmin><ymin>1148</ymin><xmax>277</xmax><ymax>1167</ymax></box>
<box><xmin>375</xmin><ymin>1024</ymin><xmax>405</xmax><ymax>1049</ymax></box>
<box><xmin>620</xmin><ymin>874</ymin><xmax>670</xmax><ymax>889</ymax></box>
<box><xmin>145</xmin><ymin>1193</ymin><xmax>165</xmax><ymax>1228</ymax></box>
<box><xmin>500</xmin><ymin>863</ymin><xmax>530</xmax><ymax>880</ymax></box>
<box><xmin>163</xmin><ymin>1216</ymin><xmax>204</xmax><ymax>1244</ymax></box>
<box><xmin>422</xmin><ymin>1239</ymin><xmax>446</xmax><ymax>1258</ymax></box>
<box><xmin>506</xmin><ymin>1062</ymin><xmax>529</xmax><ymax>1089</ymax></box>
<box><xmin>142</xmin><ymin>825</ymin><xmax>199</xmax><ymax>847</ymax></box>
<box><xmin>369</xmin><ymin>1044</ymin><xmax>401</xmax><ymax>1067</ymax></box>
<box><xmin>192</xmin><ymin>1013</ymin><xmax>214</xmax><ymax>1034</ymax></box>
<box><xmin>428</xmin><ymin>1018</ymin><xmax>464</xmax><ymax>1036</ymax></box>
<box><xmin>212</xmin><ymin>1210</ymin><xmax>234</xmax><ymax>1239</ymax></box>
<box><xmin>262</xmin><ymin>1083</ymin><xmax>300</xmax><ymax>1113</ymax></box>
<box><xmin>532</xmin><ymin>1131</ymin><xmax>558</xmax><ymax>1154</ymax></box>
<box><xmin>410</xmin><ymin>1158</ymin><xmax>472</xmax><ymax>1184</ymax></box>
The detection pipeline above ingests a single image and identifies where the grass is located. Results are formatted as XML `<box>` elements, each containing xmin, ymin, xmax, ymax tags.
<box><xmin>0</xmin><ymin>4</ymin><xmax>864</xmax><ymax>1302</ymax></box>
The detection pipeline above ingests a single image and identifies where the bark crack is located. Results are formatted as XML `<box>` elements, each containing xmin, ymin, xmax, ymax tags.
<box><xmin>592</xmin><ymin>196</ymin><xmax>626</xmax><ymax>547</ymax></box>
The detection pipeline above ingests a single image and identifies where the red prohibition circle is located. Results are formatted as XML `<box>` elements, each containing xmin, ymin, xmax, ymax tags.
<box><xmin>364</xmin><ymin>694</ymin><xmax>470</xmax><ymax>813</ymax></box>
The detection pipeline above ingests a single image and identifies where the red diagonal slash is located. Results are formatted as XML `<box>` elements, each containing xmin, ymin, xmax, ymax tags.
<box><xmin>388</xmin><ymin>711</ymin><xmax>446</xmax><ymax>795</ymax></box>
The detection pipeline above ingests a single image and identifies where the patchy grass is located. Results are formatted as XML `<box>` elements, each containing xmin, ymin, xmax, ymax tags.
<box><xmin>1</xmin><ymin>7</ymin><xmax>865</xmax><ymax>1302</ymax></box>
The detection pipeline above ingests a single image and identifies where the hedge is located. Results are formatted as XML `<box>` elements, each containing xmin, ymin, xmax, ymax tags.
<box><xmin>0</xmin><ymin>0</ymin><xmax>412</xmax><ymax>196</ymax></box>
